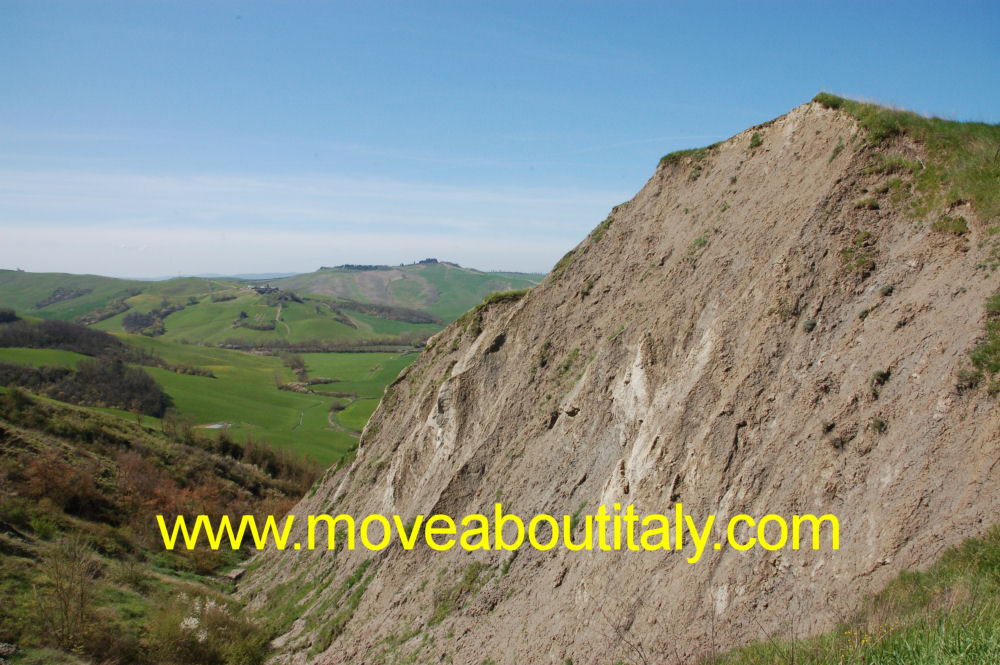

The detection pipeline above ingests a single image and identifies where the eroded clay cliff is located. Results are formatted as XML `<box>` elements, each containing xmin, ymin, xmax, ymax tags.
<box><xmin>240</xmin><ymin>100</ymin><xmax>1000</xmax><ymax>665</ymax></box>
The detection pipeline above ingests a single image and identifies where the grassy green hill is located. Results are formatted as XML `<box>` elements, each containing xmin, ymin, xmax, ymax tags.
<box><xmin>2</xmin><ymin>265</ymin><xmax>519</xmax><ymax>351</ymax></box>
<box><xmin>89</xmin><ymin>289</ymin><xmax>439</xmax><ymax>349</ymax></box>
<box><xmin>0</xmin><ymin>270</ymin><xmax>147</xmax><ymax>321</ymax></box>
<box><xmin>1</xmin><ymin>263</ymin><xmax>542</xmax><ymax>350</ymax></box>
<box><xmin>273</xmin><ymin>260</ymin><xmax>544</xmax><ymax>320</ymax></box>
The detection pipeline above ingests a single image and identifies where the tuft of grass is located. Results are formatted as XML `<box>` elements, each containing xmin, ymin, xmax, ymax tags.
<box><xmin>590</xmin><ymin>217</ymin><xmax>612</xmax><ymax>244</ymax></box>
<box><xmin>659</xmin><ymin>144</ymin><xmax>718</xmax><ymax>168</ymax></box>
<box><xmin>749</xmin><ymin>131</ymin><xmax>763</xmax><ymax>150</ymax></box>
<box><xmin>429</xmin><ymin>562</ymin><xmax>491</xmax><ymax>626</ymax></box>
<box><xmin>551</xmin><ymin>249</ymin><xmax>577</xmax><ymax>280</ymax></box>
<box><xmin>481</xmin><ymin>289</ymin><xmax>530</xmax><ymax>307</ymax></box>
<box><xmin>685</xmin><ymin>231</ymin><xmax>711</xmax><ymax>264</ymax></box>
<box><xmin>568</xmin><ymin>502</ymin><xmax>587</xmax><ymax>533</ymax></box>
<box><xmin>710</xmin><ymin>525</ymin><xmax>1000</xmax><ymax>665</ymax></box>
<box><xmin>557</xmin><ymin>349</ymin><xmax>580</xmax><ymax>378</ymax></box>
<box><xmin>829</xmin><ymin>137</ymin><xmax>845</xmax><ymax>163</ymax></box>
<box><xmin>856</xmin><ymin>197</ymin><xmax>880</xmax><ymax>210</ymax></box>
<box><xmin>870</xmin><ymin>368</ymin><xmax>892</xmax><ymax>399</ymax></box>
<box><xmin>931</xmin><ymin>214</ymin><xmax>970</xmax><ymax>236</ymax></box>
<box><xmin>802</xmin><ymin>318</ymin><xmax>817</xmax><ymax>333</ymax></box>
<box><xmin>841</xmin><ymin>230</ymin><xmax>877</xmax><ymax>278</ymax></box>
<box><xmin>866</xmin><ymin>154</ymin><xmax>923</xmax><ymax>176</ymax></box>
<box><xmin>537</xmin><ymin>340</ymin><xmax>552</xmax><ymax>367</ymax></box>
<box><xmin>969</xmin><ymin>291</ymin><xmax>1000</xmax><ymax>395</ymax></box>
<box><xmin>768</xmin><ymin>297</ymin><xmax>798</xmax><ymax>322</ymax></box>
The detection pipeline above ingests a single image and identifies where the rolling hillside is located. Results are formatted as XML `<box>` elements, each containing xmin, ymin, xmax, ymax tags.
<box><xmin>0</xmin><ymin>262</ymin><xmax>543</xmax><ymax>351</ymax></box>
<box><xmin>272</xmin><ymin>260</ymin><xmax>545</xmax><ymax>320</ymax></box>
<box><xmin>0</xmin><ymin>269</ymin><xmax>147</xmax><ymax>321</ymax></box>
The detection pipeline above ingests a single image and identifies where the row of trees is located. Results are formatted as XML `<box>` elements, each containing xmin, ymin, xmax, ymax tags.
<box><xmin>0</xmin><ymin>357</ymin><xmax>170</xmax><ymax>416</ymax></box>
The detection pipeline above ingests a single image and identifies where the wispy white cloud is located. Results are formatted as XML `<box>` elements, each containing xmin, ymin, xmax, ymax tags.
<box><xmin>0</xmin><ymin>225</ymin><xmax>568</xmax><ymax>277</ymax></box>
<box><xmin>0</xmin><ymin>169</ymin><xmax>630</xmax><ymax>276</ymax></box>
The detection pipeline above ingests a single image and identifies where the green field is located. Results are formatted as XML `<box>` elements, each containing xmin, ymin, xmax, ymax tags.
<box><xmin>301</xmin><ymin>351</ymin><xmax>415</xmax><ymax>397</ymax></box>
<box><xmin>0</xmin><ymin>347</ymin><xmax>89</xmax><ymax>369</ymax></box>
<box><xmin>118</xmin><ymin>337</ymin><xmax>415</xmax><ymax>464</ymax></box>
<box><xmin>0</xmin><ymin>333</ymin><xmax>415</xmax><ymax>465</ymax></box>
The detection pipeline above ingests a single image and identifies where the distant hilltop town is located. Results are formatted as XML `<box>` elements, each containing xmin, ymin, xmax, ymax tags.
<box><xmin>319</xmin><ymin>258</ymin><xmax>445</xmax><ymax>271</ymax></box>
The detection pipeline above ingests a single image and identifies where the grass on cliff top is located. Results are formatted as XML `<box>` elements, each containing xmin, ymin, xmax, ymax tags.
<box><xmin>813</xmin><ymin>92</ymin><xmax>1000</xmax><ymax>224</ymax></box>
<box><xmin>817</xmin><ymin>93</ymin><xmax>1000</xmax><ymax>395</ymax></box>
<box><xmin>659</xmin><ymin>143</ymin><xmax>720</xmax><ymax>168</ymax></box>
<box><xmin>456</xmin><ymin>288</ymin><xmax>530</xmax><ymax>338</ymax></box>
<box><xmin>708</xmin><ymin>526</ymin><xmax>1000</xmax><ymax>665</ymax></box>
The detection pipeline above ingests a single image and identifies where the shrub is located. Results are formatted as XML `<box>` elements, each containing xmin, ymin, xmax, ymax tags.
<box><xmin>749</xmin><ymin>132</ymin><xmax>763</xmax><ymax>149</ymax></box>
<box><xmin>35</xmin><ymin>535</ymin><xmax>101</xmax><ymax>650</ymax></box>
<box><xmin>871</xmin><ymin>368</ymin><xmax>892</xmax><ymax>398</ymax></box>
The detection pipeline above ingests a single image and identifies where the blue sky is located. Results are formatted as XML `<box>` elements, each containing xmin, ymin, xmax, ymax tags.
<box><xmin>1</xmin><ymin>1</ymin><xmax>998</xmax><ymax>277</ymax></box>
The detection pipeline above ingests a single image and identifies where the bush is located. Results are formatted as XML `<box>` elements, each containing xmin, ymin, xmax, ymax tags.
<box><xmin>35</xmin><ymin>535</ymin><xmax>101</xmax><ymax>651</ymax></box>
<box><xmin>871</xmin><ymin>368</ymin><xmax>892</xmax><ymax>398</ymax></box>
<box><xmin>150</xmin><ymin>593</ymin><xmax>268</xmax><ymax>665</ymax></box>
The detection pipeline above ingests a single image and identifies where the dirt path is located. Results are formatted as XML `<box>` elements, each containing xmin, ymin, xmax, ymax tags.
<box><xmin>327</xmin><ymin>403</ymin><xmax>361</xmax><ymax>434</ymax></box>
<box><xmin>275</xmin><ymin>302</ymin><xmax>291</xmax><ymax>335</ymax></box>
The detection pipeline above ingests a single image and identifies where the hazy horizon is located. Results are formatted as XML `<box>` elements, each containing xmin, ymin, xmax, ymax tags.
<box><xmin>0</xmin><ymin>258</ymin><xmax>548</xmax><ymax>281</ymax></box>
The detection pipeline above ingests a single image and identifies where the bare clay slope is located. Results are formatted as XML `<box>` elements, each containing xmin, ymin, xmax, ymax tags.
<box><xmin>241</xmin><ymin>101</ymin><xmax>1000</xmax><ymax>664</ymax></box>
